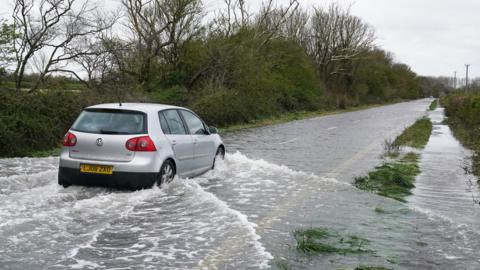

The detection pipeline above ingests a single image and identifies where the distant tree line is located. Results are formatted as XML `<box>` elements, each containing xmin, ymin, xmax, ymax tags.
<box><xmin>0</xmin><ymin>0</ymin><xmax>457</xmax><ymax>157</ymax></box>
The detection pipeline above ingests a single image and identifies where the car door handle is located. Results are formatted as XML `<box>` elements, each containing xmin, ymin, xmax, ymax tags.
<box><xmin>193</xmin><ymin>138</ymin><xmax>198</xmax><ymax>144</ymax></box>
<box><xmin>171</xmin><ymin>140</ymin><xmax>177</xmax><ymax>146</ymax></box>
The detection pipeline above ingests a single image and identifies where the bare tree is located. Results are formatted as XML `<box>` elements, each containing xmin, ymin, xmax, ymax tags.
<box><xmin>210</xmin><ymin>0</ymin><xmax>250</xmax><ymax>37</ymax></box>
<box><xmin>12</xmin><ymin>0</ymin><xmax>116</xmax><ymax>92</ymax></box>
<box><xmin>48</xmin><ymin>35</ymin><xmax>115</xmax><ymax>89</ymax></box>
<box><xmin>123</xmin><ymin>0</ymin><xmax>203</xmax><ymax>91</ymax></box>
<box><xmin>310</xmin><ymin>4</ymin><xmax>375</xmax><ymax>79</ymax></box>
<box><xmin>254</xmin><ymin>0</ymin><xmax>299</xmax><ymax>45</ymax></box>
<box><xmin>309</xmin><ymin>3</ymin><xmax>375</xmax><ymax>106</ymax></box>
<box><xmin>280</xmin><ymin>7</ymin><xmax>309</xmax><ymax>48</ymax></box>
<box><xmin>212</xmin><ymin>0</ymin><xmax>299</xmax><ymax>42</ymax></box>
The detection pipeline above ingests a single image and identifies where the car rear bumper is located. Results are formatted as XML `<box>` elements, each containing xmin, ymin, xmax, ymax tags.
<box><xmin>58</xmin><ymin>166</ymin><xmax>157</xmax><ymax>190</ymax></box>
<box><xmin>59</xmin><ymin>147</ymin><xmax>163</xmax><ymax>173</ymax></box>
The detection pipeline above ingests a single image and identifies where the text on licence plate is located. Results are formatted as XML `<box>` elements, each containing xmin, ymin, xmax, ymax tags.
<box><xmin>80</xmin><ymin>164</ymin><xmax>113</xmax><ymax>175</ymax></box>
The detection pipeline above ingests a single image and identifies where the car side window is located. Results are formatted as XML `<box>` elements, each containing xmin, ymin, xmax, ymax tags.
<box><xmin>162</xmin><ymin>110</ymin><xmax>187</xmax><ymax>135</ymax></box>
<box><xmin>158</xmin><ymin>112</ymin><xmax>171</xmax><ymax>134</ymax></box>
<box><xmin>180</xmin><ymin>110</ymin><xmax>206</xmax><ymax>135</ymax></box>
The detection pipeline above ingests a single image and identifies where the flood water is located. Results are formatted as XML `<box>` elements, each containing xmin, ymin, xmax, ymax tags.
<box><xmin>1</xmin><ymin>99</ymin><xmax>479</xmax><ymax>269</ymax></box>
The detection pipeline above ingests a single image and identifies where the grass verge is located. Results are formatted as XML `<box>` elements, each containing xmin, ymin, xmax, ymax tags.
<box><xmin>29</xmin><ymin>147</ymin><xmax>62</xmax><ymax>158</ymax></box>
<box><xmin>394</xmin><ymin>117</ymin><xmax>433</xmax><ymax>148</ymax></box>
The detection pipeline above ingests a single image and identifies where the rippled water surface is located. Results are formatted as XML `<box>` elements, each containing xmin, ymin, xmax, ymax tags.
<box><xmin>1</xmin><ymin>99</ymin><xmax>479</xmax><ymax>269</ymax></box>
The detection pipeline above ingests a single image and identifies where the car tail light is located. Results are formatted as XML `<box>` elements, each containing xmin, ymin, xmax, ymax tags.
<box><xmin>63</xmin><ymin>132</ymin><xmax>77</xmax><ymax>147</ymax></box>
<box><xmin>126</xmin><ymin>136</ymin><xmax>157</xmax><ymax>152</ymax></box>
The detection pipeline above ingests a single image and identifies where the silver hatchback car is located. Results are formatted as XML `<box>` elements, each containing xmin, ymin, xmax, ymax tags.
<box><xmin>58</xmin><ymin>103</ymin><xmax>225</xmax><ymax>190</ymax></box>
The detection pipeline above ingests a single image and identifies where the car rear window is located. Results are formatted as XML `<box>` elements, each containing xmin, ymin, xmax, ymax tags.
<box><xmin>71</xmin><ymin>109</ymin><xmax>147</xmax><ymax>134</ymax></box>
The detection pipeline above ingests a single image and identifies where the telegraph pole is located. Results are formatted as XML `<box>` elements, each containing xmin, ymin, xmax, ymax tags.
<box><xmin>465</xmin><ymin>64</ymin><xmax>471</xmax><ymax>89</ymax></box>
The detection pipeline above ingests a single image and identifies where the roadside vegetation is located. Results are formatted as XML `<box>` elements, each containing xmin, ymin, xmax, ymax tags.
<box><xmin>354</xmin><ymin>117</ymin><xmax>432</xmax><ymax>202</ymax></box>
<box><xmin>0</xmin><ymin>0</ymin><xmax>448</xmax><ymax>158</ymax></box>
<box><xmin>274</xmin><ymin>227</ymin><xmax>393</xmax><ymax>270</ymax></box>
<box><xmin>293</xmin><ymin>228</ymin><xmax>371</xmax><ymax>255</ymax></box>
<box><xmin>442</xmin><ymin>91</ymin><xmax>480</xmax><ymax>177</ymax></box>
<box><xmin>393</xmin><ymin>117</ymin><xmax>433</xmax><ymax>148</ymax></box>
<box><xmin>351</xmin><ymin>267</ymin><xmax>392</xmax><ymax>270</ymax></box>
<box><xmin>428</xmin><ymin>99</ymin><xmax>438</xmax><ymax>111</ymax></box>
<box><xmin>0</xmin><ymin>91</ymin><xmax>118</xmax><ymax>157</ymax></box>
<box><xmin>354</xmin><ymin>154</ymin><xmax>420</xmax><ymax>202</ymax></box>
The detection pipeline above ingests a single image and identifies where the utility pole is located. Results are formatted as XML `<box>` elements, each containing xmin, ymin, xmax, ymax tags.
<box><xmin>454</xmin><ymin>71</ymin><xmax>457</xmax><ymax>89</ymax></box>
<box><xmin>465</xmin><ymin>64</ymin><xmax>471</xmax><ymax>90</ymax></box>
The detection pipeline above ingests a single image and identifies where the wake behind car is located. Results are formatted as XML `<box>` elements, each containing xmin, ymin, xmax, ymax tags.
<box><xmin>58</xmin><ymin>103</ymin><xmax>225</xmax><ymax>190</ymax></box>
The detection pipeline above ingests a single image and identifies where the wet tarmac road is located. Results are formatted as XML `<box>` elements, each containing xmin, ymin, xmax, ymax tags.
<box><xmin>1</xmin><ymin>99</ymin><xmax>479</xmax><ymax>269</ymax></box>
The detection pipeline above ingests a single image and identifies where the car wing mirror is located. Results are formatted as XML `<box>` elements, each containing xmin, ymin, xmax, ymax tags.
<box><xmin>208</xmin><ymin>126</ymin><xmax>218</xmax><ymax>134</ymax></box>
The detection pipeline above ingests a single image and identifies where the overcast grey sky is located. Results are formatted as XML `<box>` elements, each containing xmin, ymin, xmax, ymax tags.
<box><xmin>1</xmin><ymin>0</ymin><xmax>479</xmax><ymax>78</ymax></box>
<box><xmin>311</xmin><ymin>0</ymin><xmax>480</xmax><ymax>78</ymax></box>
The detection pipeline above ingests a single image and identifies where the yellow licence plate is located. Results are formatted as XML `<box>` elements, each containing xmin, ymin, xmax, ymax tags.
<box><xmin>80</xmin><ymin>164</ymin><xmax>113</xmax><ymax>175</ymax></box>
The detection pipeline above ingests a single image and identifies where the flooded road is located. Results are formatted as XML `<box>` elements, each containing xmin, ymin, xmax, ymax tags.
<box><xmin>1</xmin><ymin>99</ymin><xmax>479</xmax><ymax>269</ymax></box>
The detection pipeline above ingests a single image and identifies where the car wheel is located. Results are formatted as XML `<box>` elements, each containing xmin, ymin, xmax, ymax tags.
<box><xmin>58</xmin><ymin>178</ymin><xmax>71</xmax><ymax>188</ymax></box>
<box><xmin>157</xmin><ymin>160</ymin><xmax>175</xmax><ymax>187</ymax></box>
<box><xmin>212</xmin><ymin>147</ymin><xmax>225</xmax><ymax>169</ymax></box>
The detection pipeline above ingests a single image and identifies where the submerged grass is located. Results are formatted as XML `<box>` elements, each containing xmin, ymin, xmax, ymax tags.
<box><xmin>400</xmin><ymin>152</ymin><xmax>420</xmax><ymax>163</ymax></box>
<box><xmin>354</xmin><ymin>117</ymin><xmax>428</xmax><ymax>202</ymax></box>
<box><xmin>394</xmin><ymin>117</ymin><xmax>433</xmax><ymax>148</ymax></box>
<box><xmin>428</xmin><ymin>99</ymin><xmax>438</xmax><ymax>111</ymax></box>
<box><xmin>382</xmin><ymin>139</ymin><xmax>401</xmax><ymax>158</ymax></box>
<box><xmin>273</xmin><ymin>260</ymin><xmax>293</xmax><ymax>270</ymax></box>
<box><xmin>293</xmin><ymin>228</ymin><xmax>372</xmax><ymax>255</ymax></box>
<box><xmin>354</xmin><ymin>267</ymin><xmax>393</xmax><ymax>270</ymax></box>
<box><xmin>354</xmin><ymin>159</ymin><xmax>420</xmax><ymax>202</ymax></box>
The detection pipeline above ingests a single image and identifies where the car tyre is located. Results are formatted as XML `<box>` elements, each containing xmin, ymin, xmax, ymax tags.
<box><xmin>58</xmin><ymin>179</ymin><xmax>71</xmax><ymax>188</ymax></box>
<box><xmin>212</xmin><ymin>147</ymin><xmax>225</xmax><ymax>169</ymax></box>
<box><xmin>157</xmin><ymin>160</ymin><xmax>175</xmax><ymax>187</ymax></box>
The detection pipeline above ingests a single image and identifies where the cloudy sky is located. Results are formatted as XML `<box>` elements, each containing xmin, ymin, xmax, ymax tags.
<box><xmin>1</xmin><ymin>0</ymin><xmax>479</xmax><ymax>78</ymax></box>
<box><xmin>311</xmin><ymin>0</ymin><xmax>480</xmax><ymax>78</ymax></box>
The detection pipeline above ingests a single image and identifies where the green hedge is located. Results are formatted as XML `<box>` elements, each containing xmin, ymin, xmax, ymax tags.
<box><xmin>0</xmin><ymin>90</ymin><xmax>101</xmax><ymax>157</ymax></box>
<box><xmin>442</xmin><ymin>92</ymin><xmax>480</xmax><ymax>176</ymax></box>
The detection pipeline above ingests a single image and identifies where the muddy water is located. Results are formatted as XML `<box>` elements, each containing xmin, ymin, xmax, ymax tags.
<box><xmin>1</xmin><ymin>99</ymin><xmax>479</xmax><ymax>269</ymax></box>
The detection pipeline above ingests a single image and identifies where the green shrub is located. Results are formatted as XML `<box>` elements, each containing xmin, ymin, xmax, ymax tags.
<box><xmin>0</xmin><ymin>90</ymin><xmax>105</xmax><ymax>157</ymax></box>
<box><xmin>149</xmin><ymin>85</ymin><xmax>190</xmax><ymax>106</ymax></box>
<box><xmin>184</xmin><ymin>32</ymin><xmax>327</xmax><ymax>127</ymax></box>
<box><xmin>442</xmin><ymin>92</ymin><xmax>480</xmax><ymax>176</ymax></box>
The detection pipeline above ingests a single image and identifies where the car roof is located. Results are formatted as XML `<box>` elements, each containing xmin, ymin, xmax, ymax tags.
<box><xmin>86</xmin><ymin>103</ymin><xmax>187</xmax><ymax>114</ymax></box>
